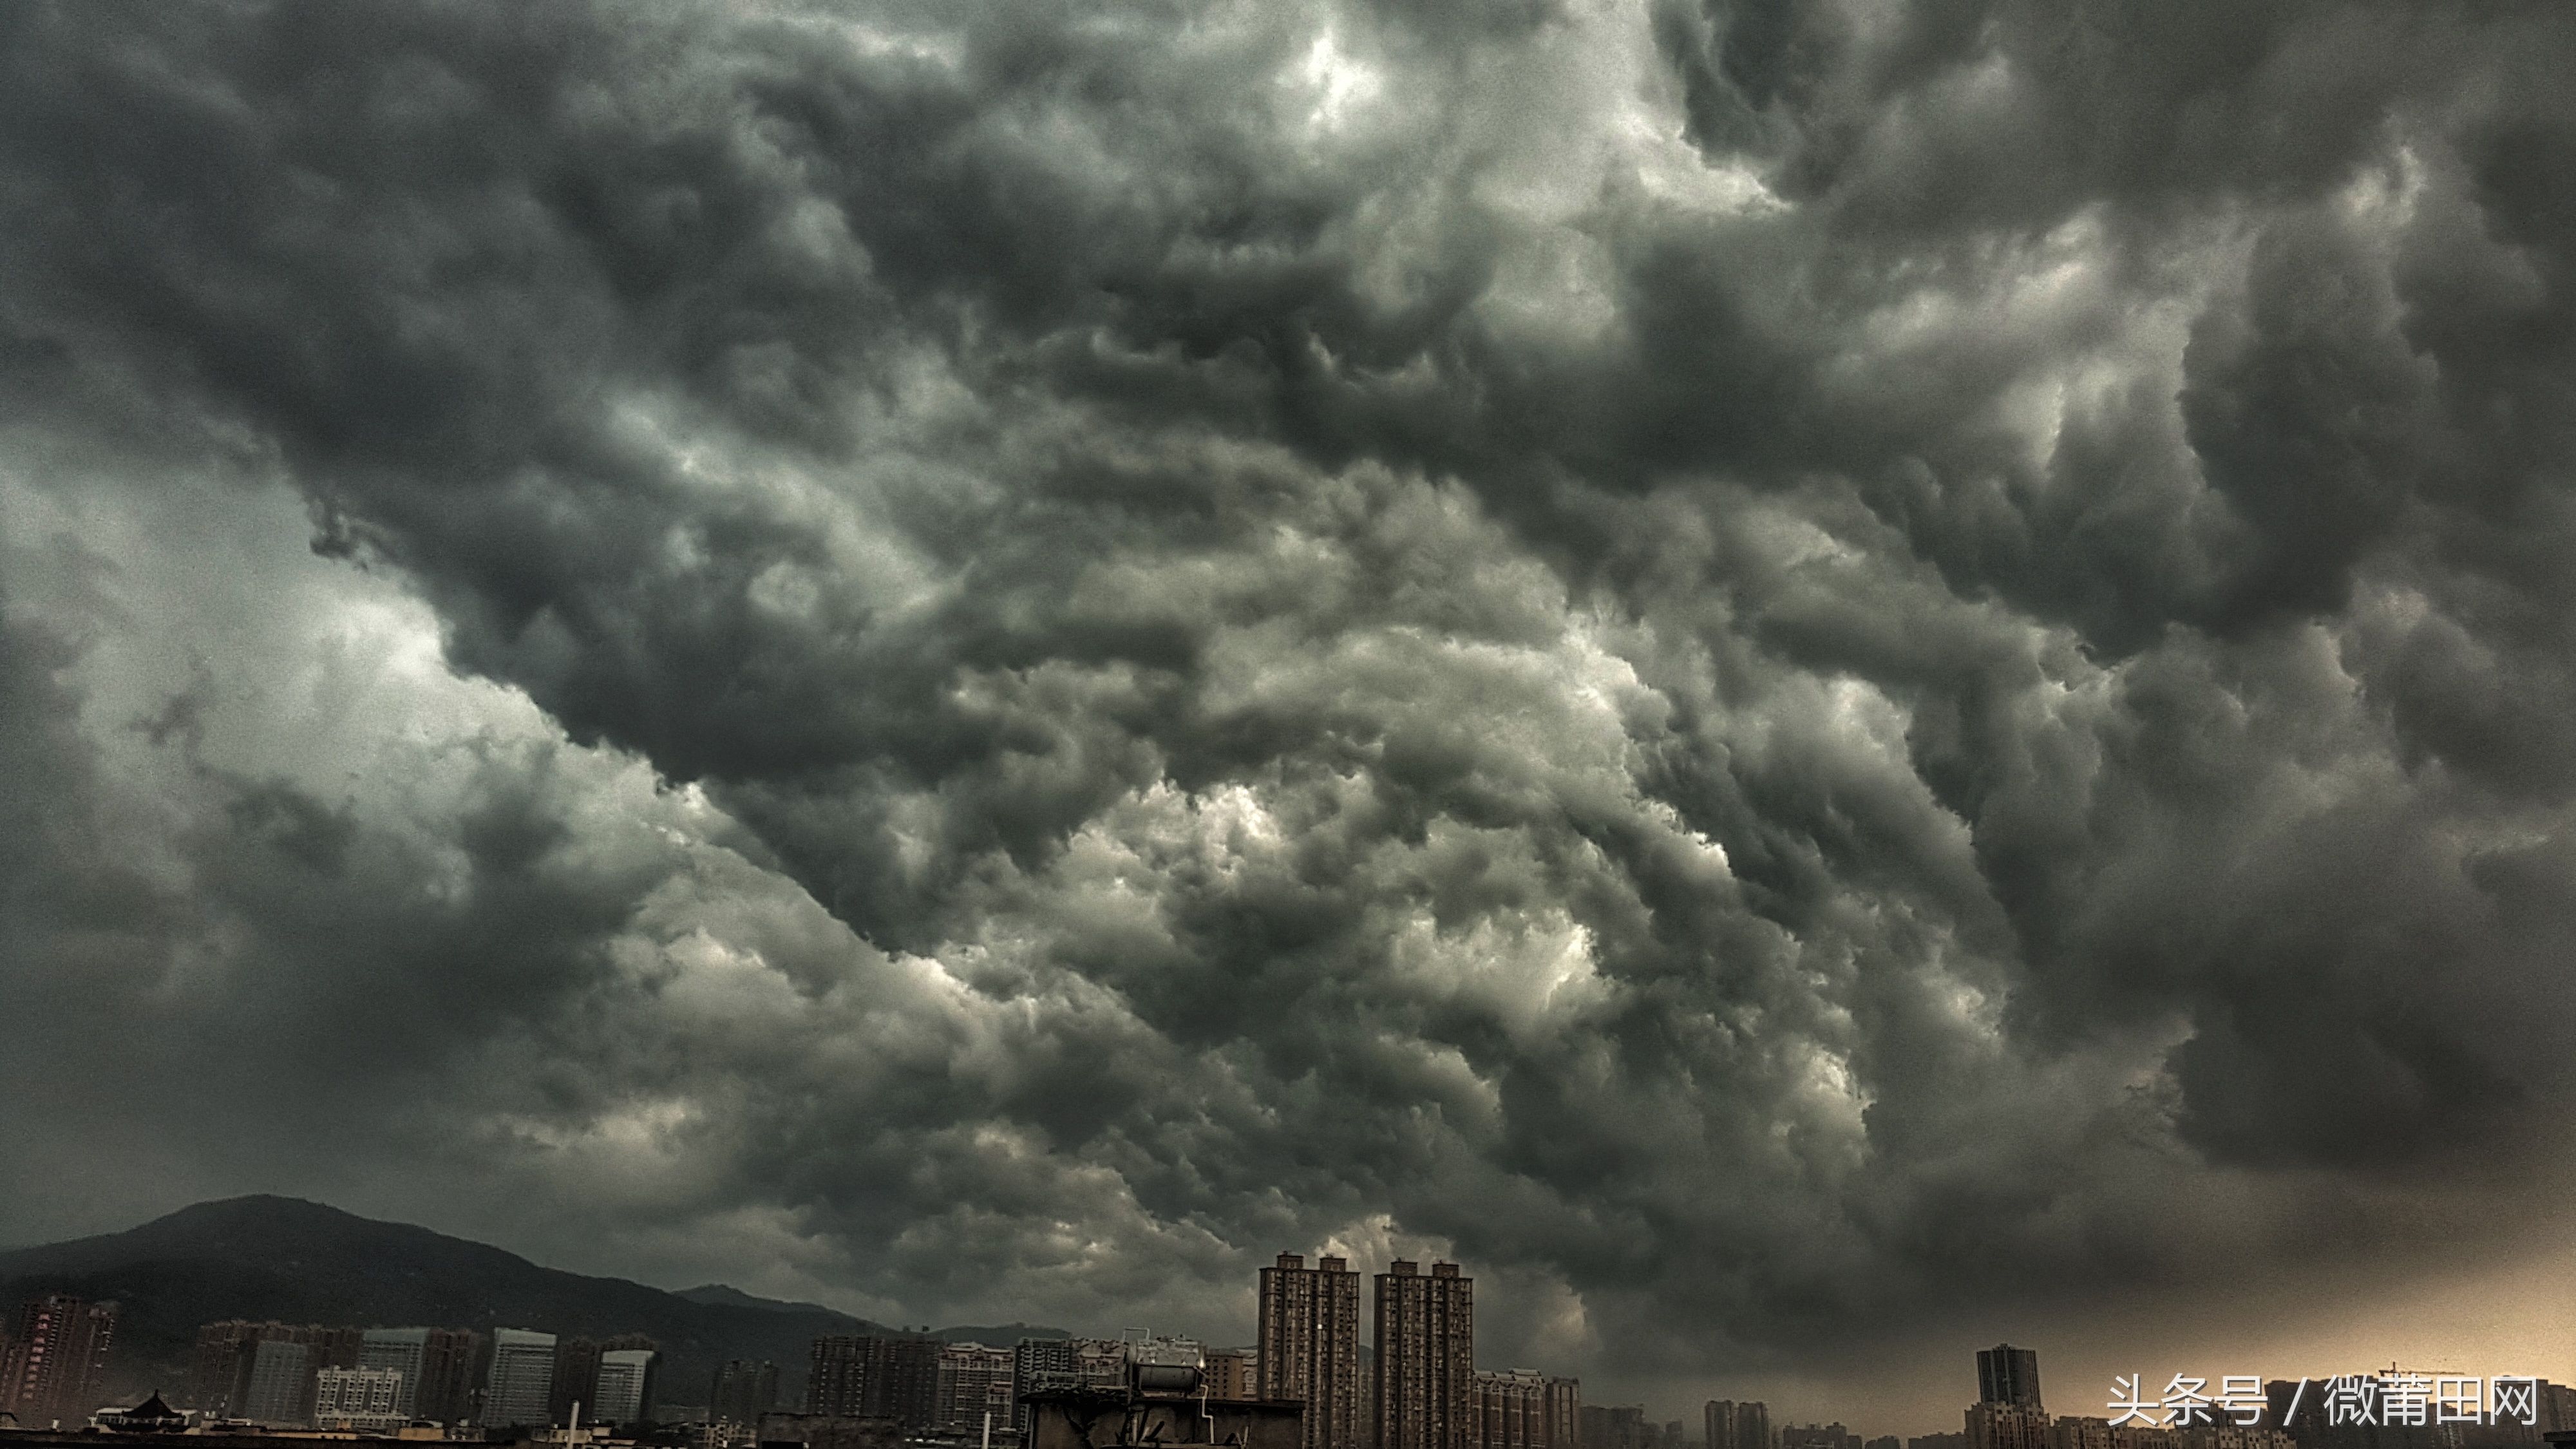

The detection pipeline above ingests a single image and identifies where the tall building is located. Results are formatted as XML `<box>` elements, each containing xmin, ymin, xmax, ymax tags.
<box><xmin>414</xmin><ymin>1329</ymin><xmax>486</xmax><ymax>1425</ymax></box>
<box><xmin>1978</xmin><ymin>1349</ymin><xmax>2042</xmax><ymax>1413</ymax></box>
<box><xmin>712</xmin><ymin>1361</ymin><xmax>781</xmax><ymax>1425</ymax></box>
<box><xmin>2</xmin><ymin>1295</ymin><xmax>118</xmax><ymax>1423</ymax></box>
<box><xmin>191</xmin><ymin>1321</ymin><xmax>278</xmax><ymax>1417</ymax></box>
<box><xmin>1373</xmin><ymin>1262</ymin><xmax>1473</xmax><ymax>1449</ymax></box>
<box><xmin>553</xmin><ymin>1338</ymin><xmax>604</xmax><ymax>1427</ymax></box>
<box><xmin>486</xmin><ymin>1329</ymin><xmax>559</xmax><ymax>1428</ymax></box>
<box><xmin>1780</xmin><ymin>1427</ymin><xmax>1857</xmax><ymax>1449</ymax></box>
<box><xmin>1541</xmin><ymin>1379</ymin><xmax>1579</xmax><ymax>1449</ymax></box>
<box><xmin>593</xmin><ymin>1349</ymin><xmax>658</xmax><ymax>1425</ymax></box>
<box><xmin>242</xmin><ymin>1338</ymin><xmax>314</xmax><ymax>1425</ymax></box>
<box><xmin>1579</xmin><ymin>1405</ymin><xmax>1647</xmax><ymax>1449</ymax></box>
<box><xmin>534</xmin><ymin>1333</ymin><xmax>658</xmax><ymax>1426</ymax></box>
<box><xmin>1708</xmin><ymin>1402</ymin><xmax>1770</xmax><ymax>1449</ymax></box>
<box><xmin>1014</xmin><ymin>1340</ymin><xmax>1077</xmax><ymax>1436</ymax></box>
<box><xmin>362</xmin><ymin>1327</ymin><xmax>491</xmax><ymax>1423</ymax></box>
<box><xmin>809</xmin><ymin>1334</ymin><xmax>866</xmax><ymax>1415</ymax></box>
<box><xmin>808</xmin><ymin>1335</ymin><xmax>941</xmax><ymax>1428</ymax></box>
<box><xmin>1258</xmin><ymin>1253</ymin><xmax>1362</xmax><ymax>1449</ymax></box>
<box><xmin>934</xmin><ymin>1343</ymin><xmax>1015</xmax><ymax>1433</ymax></box>
<box><xmin>1205</xmin><ymin>1349</ymin><xmax>1255</xmax><ymax>1402</ymax></box>
<box><xmin>1473</xmin><ymin>1370</ymin><xmax>1546</xmax><ymax>1449</ymax></box>
<box><xmin>359</xmin><ymin>1329</ymin><xmax>430</xmax><ymax>1419</ymax></box>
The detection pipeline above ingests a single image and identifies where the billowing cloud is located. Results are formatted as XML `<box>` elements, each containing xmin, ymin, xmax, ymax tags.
<box><xmin>6</xmin><ymin>0</ymin><xmax>2576</xmax><ymax>1422</ymax></box>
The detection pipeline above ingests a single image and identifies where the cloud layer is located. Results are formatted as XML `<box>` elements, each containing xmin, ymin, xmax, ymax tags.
<box><xmin>6</xmin><ymin>0</ymin><xmax>2576</xmax><ymax>1408</ymax></box>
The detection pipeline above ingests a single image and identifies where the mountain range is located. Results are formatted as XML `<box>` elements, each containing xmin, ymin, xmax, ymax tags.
<box><xmin>0</xmin><ymin>1197</ymin><xmax>1066</xmax><ymax>1407</ymax></box>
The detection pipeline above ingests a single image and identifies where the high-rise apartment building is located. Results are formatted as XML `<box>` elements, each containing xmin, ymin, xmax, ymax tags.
<box><xmin>553</xmin><ymin>1338</ymin><xmax>604</xmax><ymax>1427</ymax></box>
<box><xmin>242</xmin><ymin>1338</ymin><xmax>314</xmax><ymax>1425</ymax></box>
<box><xmin>808</xmin><ymin>1334</ymin><xmax>866</xmax><ymax>1415</ymax></box>
<box><xmin>190</xmin><ymin>1321</ymin><xmax>272</xmax><ymax>1417</ymax></box>
<box><xmin>1708</xmin><ymin>1402</ymin><xmax>1770</xmax><ymax>1449</ymax></box>
<box><xmin>1473</xmin><ymin>1370</ymin><xmax>1547</xmax><ymax>1449</ymax></box>
<box><xmin>711</xmin><ymin>1360</ymin><xmax>781</xmax><ymax>1425</ymax></box>
<box><xmin>485</xmin><ymin>1329</ymin><xmax>559</xmax><ymax>1428</ymax></box>
<box><xmin>1013</xmin><ymin>1340</ymin><xmax>1077</xmax><ymax>1436</ymax></box>
<box><xmin>188</xmin><ymin>1322</ymin><xmax>320</xmax><ymax>1421</ymax></box>
<box><xmin>1580</xmin><ymin>1405</ymin><xmax>1648</xmax><ymax>1449</ymax></box>
<box><xmin>934</xmin><ymin>1343</ymin><xmax>1015</xmax><ymax>1433</ymax></box>
<box><xmin>1540</xmin><ymin>1379</ymin><xmax>1579</xmax><ymax>1449</ymax></box>
<box><xmin>359</xmin><ymin>1329</ymin><xmax>430</xmax><ymax>1419</ymax></box>
<box><xmin>1969</xmin><ymin>1344</ymin><xmax>2046</xmax><ymax>1449</ymax></box>
<box><xmin>1373</xmin><ymin>1262</ymin><xmax>1473</xmax><ymax>1449</ymax></box>
<box><xmin>592</xmin><ymin>1349</ymin><xmax>657</xmax><ymax>1425</ymax></box>
<box><xmin>807</xmin><ymin>1335</ymin><xmax>941</xmax><ymax>1428</ymax></box>
<box><xmin>1258</xmin><ymin>1253</ymin><xmax>1362</xmax><ymax>1449</ymax></box>
<box><xmin>1</xmin><ymin>1295</ymin><xmax>118</xmax><ymax>1423</ymax></box>
<box><xmin>185</xmin><ymin>1323</ymin><xmax>244</xmax><ymax>1417</ymax></box>
<box><xmin>536</xmin><ymin>1332</ymin><xmax>656</xmax><ymax>1426</ymax></box>
<box><xmin>415</xmin><ymin>1329</ymin><xmax>485</xmax><ymax>1425</ymax></box>
<box><xmin>1977</xmin><ymin>1349</ymin><xmax>2042</xmax><ymax>1412</ymax></box>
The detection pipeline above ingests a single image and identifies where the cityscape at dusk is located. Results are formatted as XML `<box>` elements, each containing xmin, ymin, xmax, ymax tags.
<box><xmin>6</xmin><ymin>1</ymin><xmax>2576</xmax><ymax>1448</ymax></box>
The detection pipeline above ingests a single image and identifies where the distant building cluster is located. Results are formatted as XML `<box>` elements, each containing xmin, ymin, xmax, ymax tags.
<box><xmin>2</xmin><ymin>1294</ymin><xmax>118</xmax><ymax>1425</ymax></box>
<box><xmin>171</xmin><ymin>1320</ymin><xmax>658</xmax><ymax>1434</ymax></box>
<box><xmin>10</xmin><ymin>1281</ymin><xmax>2576</xmax><ymax>1449</ymax></box>
<box><xmin>786</xmin><ymin>1253</ymin><xmax>1572</xmax><ymax>1449</ymax></box>
<box><xmin>740</xmin><ymin>1255</ymin><xmax>1547</xmax><ymax>1449</ymax></box>
<box><xmin>1704</xmin><ymin>1345</ymin><xmax>2576</xmax><ymax>1449</ymax></box>
<box><xmin>1945</xmin><ymin>1347</ymin><xmax>2576</xmax><ymax>1449</ymax></box>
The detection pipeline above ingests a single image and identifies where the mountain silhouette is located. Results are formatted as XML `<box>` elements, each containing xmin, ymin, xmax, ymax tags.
<box><xmin>0</xmin><ymin>1197</ymin><xmax>1065</xmax><ymax>1409</ymax></box>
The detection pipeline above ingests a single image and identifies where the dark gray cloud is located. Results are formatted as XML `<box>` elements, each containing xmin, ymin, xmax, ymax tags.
<box><xmin>6</xmin><ymin>0</ymin><xmax>2576</xmax><ymax>1423</ymax></box>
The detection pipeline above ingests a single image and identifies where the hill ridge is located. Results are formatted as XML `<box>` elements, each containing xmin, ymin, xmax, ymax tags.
<box><xmin>0</xmin><ymin>1197</ymin><xmax>1069</xmax><ymax>1408</ymax></box>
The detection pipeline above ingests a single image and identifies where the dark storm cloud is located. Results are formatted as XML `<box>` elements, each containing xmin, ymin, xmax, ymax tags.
<box><xmin>6</xmin><ymin>0</ymin><xmax>2576</xmax><ymax>1397</ymax></box>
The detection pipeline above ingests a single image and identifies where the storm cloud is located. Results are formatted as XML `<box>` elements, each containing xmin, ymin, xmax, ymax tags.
<box><xmin>5</xmin><ymin>0</ymin><xmax>2576</xmax><ymax>1415</ymax></box>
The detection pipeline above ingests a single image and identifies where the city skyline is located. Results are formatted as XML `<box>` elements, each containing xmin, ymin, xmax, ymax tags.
<box><xmin>11</xmin><ymin>1257</ymin><xmax>2575</xmax><ymax>1449</ymax></box>
<box><xmin>10</xmin><ymin>1214</ymin><xmax>2571</xmax><ymax>1439</ymax></box>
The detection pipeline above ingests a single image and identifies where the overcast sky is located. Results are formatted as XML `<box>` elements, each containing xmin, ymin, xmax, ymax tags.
<box><xmin>6</xmin><ymin>0</ymin><xmax>2576</xmax><ymax>1434</ymax></box>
